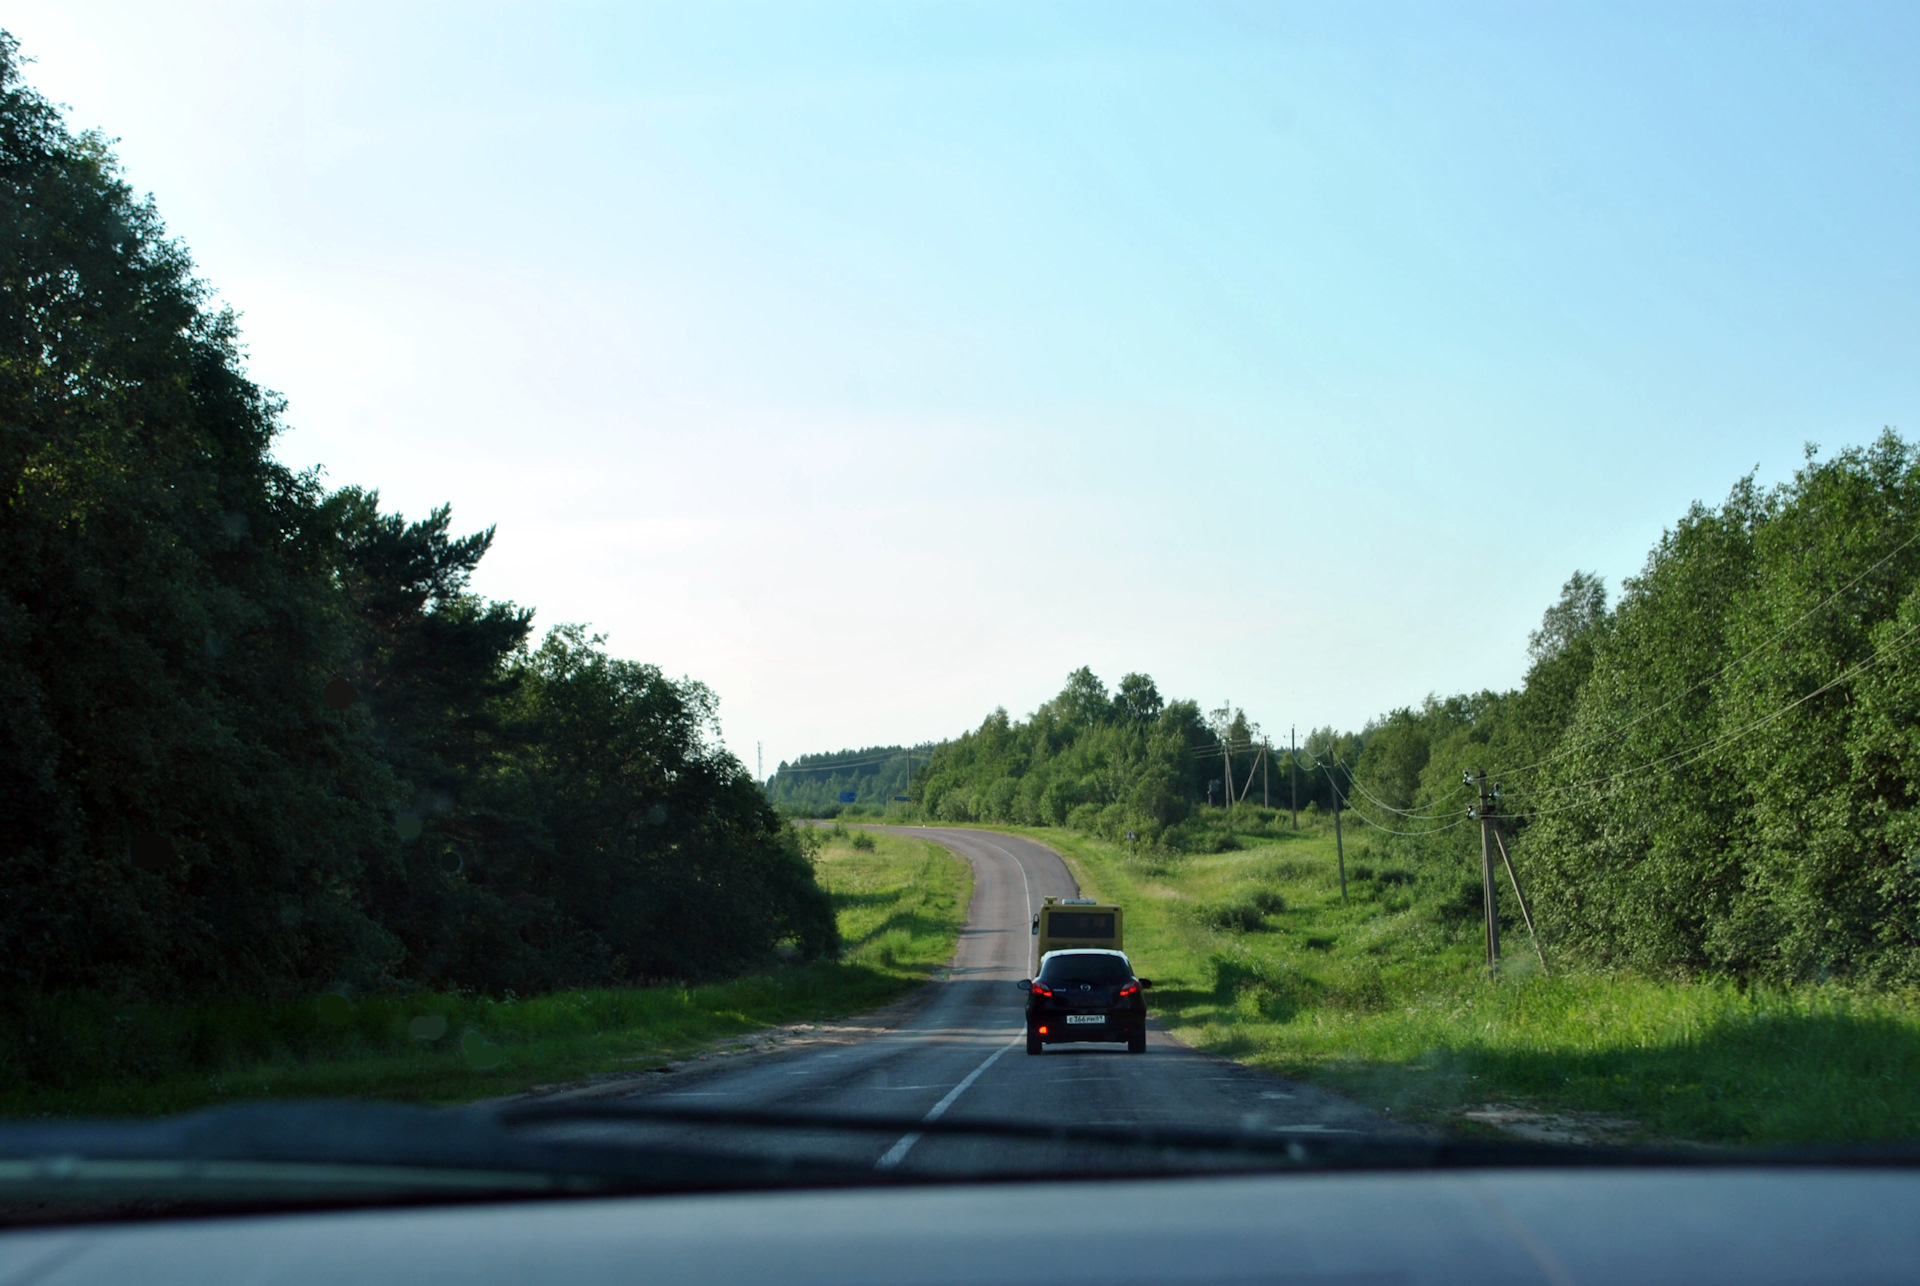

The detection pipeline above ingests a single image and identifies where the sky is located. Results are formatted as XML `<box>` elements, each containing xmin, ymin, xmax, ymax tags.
<box><xmin>8</xmin><ymin>2</ymin><xmax>1919</xmax><ymax>771</ymax></box>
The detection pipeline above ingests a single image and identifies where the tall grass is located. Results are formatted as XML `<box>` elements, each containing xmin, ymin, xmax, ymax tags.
<box><xmin>0</xmin><ymin>831</ymin><xmax>970</xmax><ymax>1117</ymax></box>
<box><xmin>1000</xmin><ymin>822</ymin><xmax>1920</xmax><ymax>1145</ymax></box>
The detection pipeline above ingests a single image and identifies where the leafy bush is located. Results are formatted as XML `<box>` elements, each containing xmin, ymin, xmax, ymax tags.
<box><xmin>1196</xmin><ymin>898</ymin><xmax>1268</xmax><ymax>933</ymax></box>
<box><xmin>1250</xmin><ymin>889</ymin><xmax>1288</xmax><ymax>915</ymax></box>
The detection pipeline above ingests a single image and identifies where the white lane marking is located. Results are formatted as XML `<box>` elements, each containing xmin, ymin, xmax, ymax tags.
<box><xmin>980</xmin><ymin>833</ymin><xmax>1078</xmax><ymax>901</ymax></box>
<box><xmin>973</xmin><ymin>837</ymin><xmax>1038</xmax><ymax>974</ymax></box>
<box><xmin>872</xmin><ymin>1040</ymin><xmax>1019</xmax><ymax>1171</ymax></box>
<box><xmin>975</xmin><ymin>837</ymin><xmax>1036</xmax><ymax>922</ymax></box>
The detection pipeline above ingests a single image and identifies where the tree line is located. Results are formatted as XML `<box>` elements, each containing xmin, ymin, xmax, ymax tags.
<box><xmin>879</xmin><ymin>431</ymin><xmax>1920</xmax><ymax>987</ymax></box>
<box><xmin>1351</xmin><ymin>434</ymin><xmax>1920</xmax><ymax>985</ymax></box>
<box><xmin>907</xmin><ymin>669</ymin><xmax>1356</xmax><ymax>849</ymax></box>
<box><xmin>763</xmin><ymin>744</ymin><xmax>937</xmax><ymax>815</ymax></box>
<box><xmin>0</xmin><ymin>40</ymin><xmax>835</xmax><ymax>1000</ymax></box>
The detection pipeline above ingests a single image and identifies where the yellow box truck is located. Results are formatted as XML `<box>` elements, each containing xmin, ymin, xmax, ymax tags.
<box><xmin>1031</xmin><ymin>896</ymin><xmax>1123</xmax><ymax>973</ymax></box>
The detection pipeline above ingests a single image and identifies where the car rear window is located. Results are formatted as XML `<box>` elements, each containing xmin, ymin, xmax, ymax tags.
<box><xmin>1038</xmin><ymin>954</ymin><xmax>1133</xmax><ymax>985</ymax></box>
<box><xmin>1046</xmin><ymin>911</ymin><xmax>1116</xmax><ymax>939</ymax></box>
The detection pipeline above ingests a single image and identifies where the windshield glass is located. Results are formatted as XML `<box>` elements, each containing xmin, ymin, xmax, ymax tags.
<box><xmin>1039</xmin><ymin>954</ymin><xmax>1133</xmax><ymax>986</ymax></box>
<box><xmin>2</xmin><ymin>3</ymin><xmax>1918</xmax><ymax>1227</ymax></box>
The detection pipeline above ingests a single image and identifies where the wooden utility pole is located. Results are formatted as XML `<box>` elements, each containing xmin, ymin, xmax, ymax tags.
<box><xmin>1234</xmin><ymin>742</ymin><xmax>1266</xmax><ymax>806</ymax></box>
<box><xmin>1221</xmin><ymin>736</ymin><xmax>1232</xmax><ymax>810</ymax></box>
<box><xmin>1470</xmin><ymin>769</ymin><xmax>1501</xmax><ymax>973</ymax></box>
<box><xmin>1289</xmin><ymin>726</ymin><xmax>1298</xmax><ymax>830</ymax></box>
<box><xmin>1491</xmin><ymin>825</ymin><xmax>1548</xmax><ymax>976</ymax></box>
<box><xmin>1323</xmin><ymin>757</ymin><xmax>1347</xmax><ymax>902</ymax></box>
<box><xmin>1333</xmin><ymin>782</ymin><xmax>1346</xmax><ymax>901</ymax></box>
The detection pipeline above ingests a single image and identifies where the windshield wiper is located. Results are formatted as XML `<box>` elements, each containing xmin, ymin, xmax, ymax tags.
<box><xmin>7</xmin><ymin>1100</ymin><xmax>1918</xmax><ymax>1228</ymax></box>
<box><xmin>0</xmin><ymin>1102</ymin><xmax>868</xmax><ymax>1226</ymax></box>
<box><xmin>499</xmin><ymin>1101</ymin><xmax>1920</xmax><ymax>1172</ymax></box>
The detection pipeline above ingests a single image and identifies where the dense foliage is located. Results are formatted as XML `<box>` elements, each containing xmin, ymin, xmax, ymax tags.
<box><xmin>1352</xmin><ymin>437</ymin><xmax>1920</xmax><ymax>985</ymax></box>
<box><xmin>0</xmin><ymin>40</ymin><xmax>833</xmax><ymax>999</ymax></box>
<box><xmin>765</xmin><ymin>744</ymin><xmax>935</xmax><ymax>815</ymax></box>
<box><xmin>911</xmin><ymin>667</ymin><xmax>1353</xmax><ymax>848</ymax></box>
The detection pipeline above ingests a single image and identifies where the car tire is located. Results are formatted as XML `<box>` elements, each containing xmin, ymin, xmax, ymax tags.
<box><xmin>1027</xmin><ymin>1033</ymin><xmax>1043</xmax><ymax>1055</ymax></box>
<box><xmin>1127</xmin><ymin>1030</ymin><xmax>1146</xmax><ymax>1054</ymax></box>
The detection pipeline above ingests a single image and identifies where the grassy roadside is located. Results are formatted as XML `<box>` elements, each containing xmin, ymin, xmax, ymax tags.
<box><xmin>1</xmin><ymin>829</ymin><xmax>971</xmax><ymax>1117</ymax></box>
<box><xmin>972</xmin><ymin>820</ymin><xmax>1920</xmax><ymax>1146</ymax></box>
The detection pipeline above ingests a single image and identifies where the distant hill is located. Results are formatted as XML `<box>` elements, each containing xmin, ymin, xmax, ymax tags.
<box><xmin>766</xmin><ymin>744</ymin><xmax>942</xmax><ymax>816</ymax></box>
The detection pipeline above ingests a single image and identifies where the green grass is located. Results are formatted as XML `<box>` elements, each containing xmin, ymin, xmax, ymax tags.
<box><xmin>0</xmin><ymin>830</ymin><xmax>971</xmax><ymax>1117</ymax></box>
<box><xmin>982</xmin><ymin>820</ymin><xmax>1920</xmax><ymax>1146</ymax></box>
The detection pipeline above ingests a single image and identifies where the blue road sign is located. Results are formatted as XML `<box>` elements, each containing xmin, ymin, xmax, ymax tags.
<box><xmin>893</xmin><ymin>795</ymin><xmax>910</xmax><ymax>802</ymax></box>
<box><xmin>838</xmin><ymin>791</ymin><xmax>858</xmax><ymax>804</ymax></box>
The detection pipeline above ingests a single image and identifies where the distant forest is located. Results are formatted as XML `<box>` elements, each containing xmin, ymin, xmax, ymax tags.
<box><xmin>0</xmin><ymin>41</ymin><xmax>836</xmax><ymax>1000</ymax></box>
<box><xmin>781</xmin><ymin>670</ymin><xmax>1355</xmax><ymax>848</ymax></box>
<box><xmin>765</xmin><ymin>745</ymin><xmax>940</xmax><ymax>815</ymax></box>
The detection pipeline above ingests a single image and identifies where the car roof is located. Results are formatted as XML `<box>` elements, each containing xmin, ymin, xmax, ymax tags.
<box><xmin>1039</xmin><ymin>948</ymin><xmax>1130</xmax><ymax>964</ymax></box>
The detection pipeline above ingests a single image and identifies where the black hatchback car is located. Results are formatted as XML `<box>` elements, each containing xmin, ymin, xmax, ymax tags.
<box><xmin>1019</xmin><ymin>949</ymin><xmax>1153</xmax><ymax>1054</ymax></box>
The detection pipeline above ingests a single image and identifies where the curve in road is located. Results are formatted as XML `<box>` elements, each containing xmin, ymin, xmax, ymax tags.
<box><xmin>551</xmin><ymin>826</ymin><xmax>1382</xmax><ymax>1174</ymax></box>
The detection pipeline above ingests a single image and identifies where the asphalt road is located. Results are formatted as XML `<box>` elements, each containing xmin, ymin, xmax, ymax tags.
<box><xmin>543</xmin><ymin>826</ymin><xmax>1382</xmax><ymax>1175</ymax></box>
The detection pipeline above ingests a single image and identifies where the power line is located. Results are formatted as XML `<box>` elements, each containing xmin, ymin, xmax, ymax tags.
<box><xmin>1497</xmin><ymin>619</ymin><xmax>1920</xmax><ymax>821</ymax></box>
<box><xmin>1341</xmin><ymin>770</ymin><xmax>1470</xmax><ymax>818</ymax></box>
<box><xmin>1313</xmin><ymin>616</ymin><xmax>1920</xmax><ymax>840</ymax></box>
<box><xmin>772</xmin><ymin>748</ymin><xmax>940</xmax><ymax>775</ymax></box>
<box><xmin>1491</xmin><ymin>526</ymin><xmax>1920</xmax><ymax>785</ymax></box>
<box><xmin>1323</xmin><ymin>762</ymin><xmax>1474</xmax><ymax>837</ymax></box>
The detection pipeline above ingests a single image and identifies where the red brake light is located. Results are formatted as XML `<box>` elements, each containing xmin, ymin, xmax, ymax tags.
<box><xmin>1118</xmin><ymin>982</ymin><xmax>1139</xmax><ymax>998</ymax></box>
<box><xmin>1030</xmin><ymin>982</ymin><xmax>1053</xmax><ymax>997</ymax></box>
<box><xmin>1037</xmin><ymin>1025</ymin><xmax>1049</xmax><ymax>1034</ymax></box>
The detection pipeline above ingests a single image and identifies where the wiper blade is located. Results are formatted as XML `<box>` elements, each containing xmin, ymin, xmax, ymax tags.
<box><xmin>7</xmin><ymin>1098</ymin><xmax>1917</xmax><ymax>1229</ymax></box>
<box><xmin>0</xmin><ymin>1101</ymin><xmax>869</xmax><ymax>1224</ymax></box>
<box><xmin>500</xmin><ymin>1101</ymin><xmax>1920</xmax><ymax>1172</ymax></box>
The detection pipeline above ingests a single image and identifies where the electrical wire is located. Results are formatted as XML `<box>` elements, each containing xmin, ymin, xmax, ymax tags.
<box><xmin>1493</xmin><ymin>619</ymin><xmax>1920</xmax><ymax>822</ymax></box>
<box><xmin>772</xmin><ymin>748</ymin><xmax>940</xmax><ymax>775</ymax></box>
<box><xmin>1320</xmin><ymin>755</ymin><xmax>1473</xmax><ymax>838</ymax></box>
<box><xmin>1490</xmin><ymin>526</ymin><xmax>1920</xmax><ymax>785</ymax></box>
<box><xmin>1339</xmin><ymin>770</ymin><xmax>1470</xmax><ymax>818</ymax></box>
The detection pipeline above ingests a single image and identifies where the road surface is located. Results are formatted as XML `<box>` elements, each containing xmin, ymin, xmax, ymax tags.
<box><xmin>541</xmin><ymin>826</ymin><xmax>1383</xmax><ymax>1174</ymax></box>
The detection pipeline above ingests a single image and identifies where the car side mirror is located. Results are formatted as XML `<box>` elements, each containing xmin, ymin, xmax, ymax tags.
<box><xmin>1016</xmin><ymin>979</ymin><xmax>1032</xmax><ymax>991</ymax></box>
<box><xmin>1138</xmin><ymin>979</ymin><xmax>1154</xmax><ymax>989</ymax></box>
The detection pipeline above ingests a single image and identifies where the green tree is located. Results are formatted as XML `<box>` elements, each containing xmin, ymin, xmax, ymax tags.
<box><xmin>0</xmin><ymin>37</ymin><xmax>838</xmax><ymax>999</ymax></box>
<box><xmin>0</xmin><ymin>35</ymin><xmax>397</xmax><ymax>994</ymax></box>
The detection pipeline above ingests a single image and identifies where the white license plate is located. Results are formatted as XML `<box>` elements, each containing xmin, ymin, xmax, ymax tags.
<box><xmin>1064</xmin><ymin>1014</ymin><xmax>1106</xmax><ymax>1025</ymax></box>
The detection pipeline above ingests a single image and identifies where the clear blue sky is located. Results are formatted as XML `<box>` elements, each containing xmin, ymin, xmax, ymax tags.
<box><xmin>10</xmin><ymin>2</ymin><xmax>1919</xmax><ymax>766</ymax></box>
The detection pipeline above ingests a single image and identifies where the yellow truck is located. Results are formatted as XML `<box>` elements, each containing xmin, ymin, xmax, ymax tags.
<box><xmin>1031</xmin><ymin>896</ymin><xmax>1123</xmax><ymax>974</ymax></box>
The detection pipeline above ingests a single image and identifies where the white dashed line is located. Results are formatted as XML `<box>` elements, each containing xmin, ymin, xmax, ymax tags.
<box><xmin>873</xmin><ymin>1041</ymin><xmax>1019</xmax><ymax>1171</ymax></box>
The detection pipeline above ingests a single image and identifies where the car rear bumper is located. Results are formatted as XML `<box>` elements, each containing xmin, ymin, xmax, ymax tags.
<box><xmin>1029</xmin><ymin>1013</ymin><xmax>1142</xmax><ymax>1042</ymax></box>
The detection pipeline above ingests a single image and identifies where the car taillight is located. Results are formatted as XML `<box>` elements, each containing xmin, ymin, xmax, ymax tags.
<box><xmin>1118</xmin><ymin>982</ymin><xmax>1139</xmax><ymax>998</ymax></box>
<box><xmin>1031</xmin><ymin>982</ymin><xmax>1053</xmax><ymax>997</ymax></box>
<box><xmin>1037</xmin><ymin>1025</ymin><xmax>1049</xmax><ymax>1034</ymax></box>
